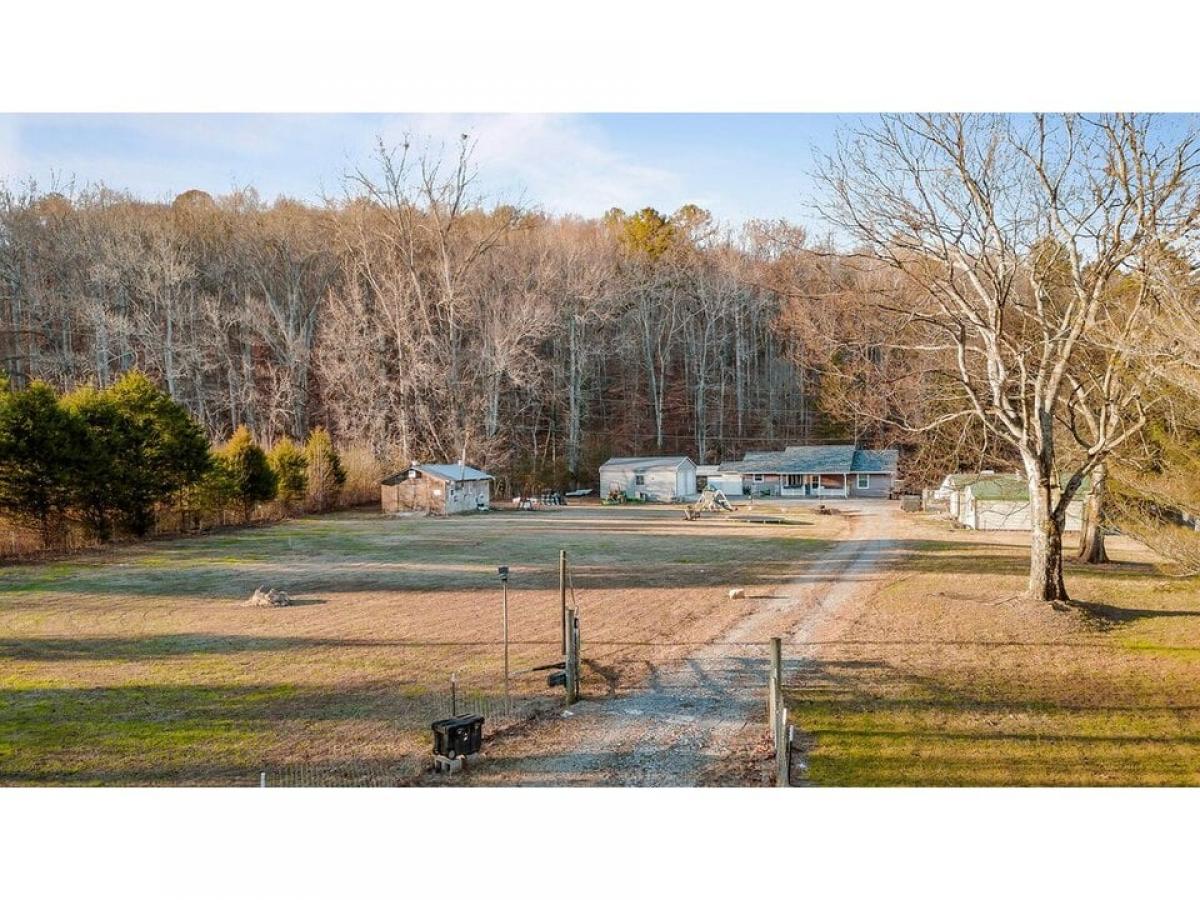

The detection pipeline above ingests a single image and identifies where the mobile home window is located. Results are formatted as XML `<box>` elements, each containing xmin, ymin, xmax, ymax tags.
<box><xmin>857</xmin><ymin>474</ymin><xmax>870</xmax><ymax>489</ymax></box>
<box><xmin>635</xmin><ymin>474</ymin><xmax>645</xmax><ymax>485</ymax></box>
<box><xmin>753</xmin><ymin>474</ymin><xmax>764</xmax><ymax>483</ymax></box>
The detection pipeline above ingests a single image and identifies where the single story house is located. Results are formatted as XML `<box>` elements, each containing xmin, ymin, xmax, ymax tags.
<box><xmin>718</xmin><ymin>445</ymin><xmax>899</xmax><ymax>498</ymax></box>
<box><xmin>380</xmin><ymin>463</ymin><xmax>493</xmax><ymax>515</ymax></box>
<box><xmin>954</xmin><ymin>473</ymin><xmax>1088</xmax><ymax>531</ymax></box>
<box><xmin>599</xmin><ymin>456</ymin><xmax>697</xmax><ymax>501</ymax></box>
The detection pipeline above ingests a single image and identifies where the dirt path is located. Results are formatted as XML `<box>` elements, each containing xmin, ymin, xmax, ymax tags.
<box><xmin>459</xmin><ymin>500</ymin><xmax>902</xmax><ymax>786</ymax></box>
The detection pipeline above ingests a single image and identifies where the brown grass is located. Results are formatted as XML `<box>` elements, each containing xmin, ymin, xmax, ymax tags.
<box><xmin>0</xmin><ymin>501</ymin><xmax>843</xmax><ymax>785</ymax></box>
<box><xmin>787</xmin><ymin>512</ymin><xmax>1200</xmax><ymax>785</ymax></box>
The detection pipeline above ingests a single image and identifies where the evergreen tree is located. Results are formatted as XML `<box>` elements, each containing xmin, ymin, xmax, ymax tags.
<box><xmin>178</xmin><ymin>452</ymin><xmax>238</xmax><ymax>528</ymax></box>
<box><xmin>0</xmin><ymin>381</ymin><xmax>86</xmax><ymax>547</ymax></box>
<box><xmin>218</xmin><ymin>426</ymin><xmax>277</xmax><ymax>522</ymax></box>
<box><xmin>268</xmin><ymin>437</ymin><xmax>308</xmax><ymax>511</ymax></box>
<box><xmin>104</xmin><ymin>371</ymin><xmax>210</xmax><ymax>537</ymax></box>
<box><xmin>60</xmin><ymin>384</ymin><xmax>126</xmax><ymax>541</ymax></box>
<box><xmin>304</xmin><ymin>427</ymin><xmax>346</xmax><ymax>512</ymax></box>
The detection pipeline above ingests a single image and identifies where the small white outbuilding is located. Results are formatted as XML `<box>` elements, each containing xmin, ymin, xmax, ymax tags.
<box><xmin>956</xmin><ymin>474</ymin><xmax>1087</xmax><ymax>531</ymax></box>
<box><xmin>599</xmin><ymin>456</ymin><xmax>697</xmax><ymax>501</ymax></box>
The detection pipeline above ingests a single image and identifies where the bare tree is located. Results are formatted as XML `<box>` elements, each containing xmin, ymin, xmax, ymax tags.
<box><xmin>817</xmin><ymin>113</ymin><xmax>1200</xmax><ymax>605</ymax></box>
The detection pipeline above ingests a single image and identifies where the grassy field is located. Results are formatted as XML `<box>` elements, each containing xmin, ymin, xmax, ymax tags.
<box><xmin>787</xmin><ymin>512</ymin><xmax>1200</xmax><ymax>786</ymax></box>
<box><xmin>0</xmin><ymin>502</ymin><xmax>843</xmax><ymax>785</ymax></box>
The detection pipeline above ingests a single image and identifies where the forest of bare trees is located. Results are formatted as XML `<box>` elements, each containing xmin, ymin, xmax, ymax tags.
<box><xmin>0</xmin><ymin>139</ymin><xmax>873</xmax><ymax>498</ymax></box>
<box><xmin>3</xmin><ymin>120</ymin><xmax>1199</xmax><ymax>600</ymax></box>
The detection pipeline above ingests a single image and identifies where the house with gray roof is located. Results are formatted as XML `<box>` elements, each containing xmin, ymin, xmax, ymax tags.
<box><xmin>599</xmin><ymin>456</ymin><xmax>697</xmax><ymax>501</ymax></box>
<box><xmin>718</xmin><ymin>444</ymin><xmax>899</xmax><ymax>499</ymax></box>
<box><xmin>380</xmin><ymin>462</ymin><xmax>493</xmax><ymax>515</ymax></box>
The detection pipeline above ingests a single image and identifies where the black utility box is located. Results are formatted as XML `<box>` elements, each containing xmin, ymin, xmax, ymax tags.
<box><xmin>431</xmin><ymin>714</ymin><xmax>484</xmax><ymax>759</ymax></box>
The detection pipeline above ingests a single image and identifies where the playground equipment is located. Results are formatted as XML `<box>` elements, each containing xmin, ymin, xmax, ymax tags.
<box><xmin>683</xmin><ymin>486</ymin><xmax>734</xmax><ymax>520</ymax></box>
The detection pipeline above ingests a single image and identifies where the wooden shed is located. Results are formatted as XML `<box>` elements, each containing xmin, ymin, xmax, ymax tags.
<box><xmin>380</xmin><ymin>463</ymin><xmax>493</xmax><ymax>516</ymax></box>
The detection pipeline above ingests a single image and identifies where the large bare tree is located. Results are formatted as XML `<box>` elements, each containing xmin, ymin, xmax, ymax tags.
<box><xmin>817</xmin><ymin>113</ymin><xmax>1200</xmax><ymax>605</ymax></box>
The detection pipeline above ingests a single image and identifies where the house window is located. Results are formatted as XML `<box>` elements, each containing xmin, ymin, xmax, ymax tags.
<box><xmin>857</xmin><ymin>474</ymin><xmax>870</xmax><ymax>489</ymax></box>
<box><xmin>753</xmin><ymin>474</ymin><xmax>764</xmax><ymax>483</ymax></box>
<box><xmin>635</xmin><ymin>474</ymin><xmax>645</xmax><ymax>486</ymax></box>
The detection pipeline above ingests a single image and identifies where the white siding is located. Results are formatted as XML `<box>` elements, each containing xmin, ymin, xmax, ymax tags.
<box><xmin>444</xmin><ymin>479</ymin><xmax>490</xmax><ymax>514</ymax></box>
<box><xmin>963</xmin><ymin>498</ymin><xmax>1084</xmax><ymax>531</ymax></box>
<box><xmin>599</xmin><ymin>460</ymin><xmax>695</xmax><ymax>501</ymax></box>
<box><xmin>707</xmin><ymin>474</ymin><xmax>744</xmax><ymax>496</ymax></box>
<box><xmin>677</xmin><ymin>465</ymin><xmax>697</xmax><ymax>498</ymax></box>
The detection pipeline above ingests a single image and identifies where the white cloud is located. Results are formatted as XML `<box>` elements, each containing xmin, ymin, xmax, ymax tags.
<box><xmin>0</xmin><ymin>114</ymin><xmax>704</xmax><ymax>219</ymax></box>
<box><xmin>383</xmin><ymin>114</ymin><xmax>686</xmax><ymax>217</ymax></box>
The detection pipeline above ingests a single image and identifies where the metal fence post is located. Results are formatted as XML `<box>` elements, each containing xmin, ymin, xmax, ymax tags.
<box><xmin>565</xmin><ymin>608</ymin><xmax>579</xmax><ymax>705</ymax></box>
<box><xmin>776</xmin><ymin>702</ymin><xmax>789</xmax><ymax>787</ymax></box>
<box><xmin>502</xmin><ymin>579</ymin><xmax>510</xmax><ymax>703</ymax></box>
<box><xmin>559</xmin><ymin>549</ymin><xmax>568</xmax><ymax>655</ymax></box>
<box><xmin>768</xmin><ymin>671</ymin><xmax>778</xmax><ymax>731</ymax></box>
<box><xmin>769</xmin><ymin>637</ymin><xmax>782</xmax><ymax>736</ymax></box>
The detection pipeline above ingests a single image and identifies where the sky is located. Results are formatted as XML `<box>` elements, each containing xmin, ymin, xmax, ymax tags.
<box><xmin>0</xmin><ymin>113</ymin><xmax>856</xmax><ymax>229</ymax></box>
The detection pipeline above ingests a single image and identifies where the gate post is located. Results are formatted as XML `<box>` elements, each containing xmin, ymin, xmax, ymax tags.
<box><xmin>768</xmin><ymin>637</ymin><xmax>782</xmax><ymax>733</ymax></box>
<box><xmin>565</xmin><ymin>609</ymin><xmax>580</xmax><ymax>705</ymax></box>
<box><xmin>775</xmin><ymin>702</ymin><xmax>790</xmax><ymax>786</ymax></box>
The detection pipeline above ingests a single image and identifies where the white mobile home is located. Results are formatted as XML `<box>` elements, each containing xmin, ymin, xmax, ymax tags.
<box><xmin>599</xmin><ymin>456</ymin><xmax>697</xmax><ymax>501</ymax></box>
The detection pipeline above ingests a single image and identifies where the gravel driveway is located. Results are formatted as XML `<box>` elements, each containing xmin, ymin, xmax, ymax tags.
<box><xmin>455</xmin><ymin>500</ymin><xmax>903</xmax><ymax>786</ymax></box>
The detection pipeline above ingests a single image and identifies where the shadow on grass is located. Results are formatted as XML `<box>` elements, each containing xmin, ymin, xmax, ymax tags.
<box><xmin>1064</xmin><ymin>599</ymin><xmax>1200</xmax><ymax>627</ymax></box>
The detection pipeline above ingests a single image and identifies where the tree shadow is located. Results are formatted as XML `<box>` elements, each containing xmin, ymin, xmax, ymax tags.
<box><xmin>1064</xmin><ymin>599</ymin><xmax>1200</xmax><ymax>628</ymax></box>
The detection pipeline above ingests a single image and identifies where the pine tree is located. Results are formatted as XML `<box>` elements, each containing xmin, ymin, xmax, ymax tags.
<box><xmin>104</xmin><ymin>371</ymin><xmax>210</xmax><ymax>537</ymax></box>
<box><xmin>219</xmin><ymin>426</ymin><xmax>277</xmax><ymax>523</ymax></box>
<box><xmin>60</xmin><ymin>384</ymin><xmax>126</xmax><ymax>541</ymax></box>
<box><xmin>304</xmin><ymin>427</ymin><xmax>346</xmax><ymax>512</ymax></box>
<box><xmin>0</xmin><ymin>382</ymin><xmax>87</xmax><ymax>547</ymax></box>
<box><xmin>268</xmin><ymin>437</ymin><xmax>308</xmax><ymax>512</ymax></box>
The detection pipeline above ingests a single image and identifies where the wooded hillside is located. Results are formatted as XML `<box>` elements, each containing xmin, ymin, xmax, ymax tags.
<box><xmin>0</xmin><ymin>141</ymin><xmax>892</xmax><ymax>493</ymax></box>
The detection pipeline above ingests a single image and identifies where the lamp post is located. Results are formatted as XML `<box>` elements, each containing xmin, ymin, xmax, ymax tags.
<box><xmin>497</xmin><ymin>566</ymin><xmax>510</xmax><ymax>702</ymax></box>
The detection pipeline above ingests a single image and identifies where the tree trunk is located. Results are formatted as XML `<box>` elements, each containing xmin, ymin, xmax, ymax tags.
<box><xmin>1028</xmin><ymin>475</ymin><xmax>1070</xmax><ymax>605</ymax></box>
<box><xmin>1077</xmin><ymin>462</ymin><xmax>1109</xmax><ymax>564</ymax></box>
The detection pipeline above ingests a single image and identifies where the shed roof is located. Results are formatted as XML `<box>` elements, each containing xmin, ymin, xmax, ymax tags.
<box><xmin>943</xmin><ymin>472</ymin><xmax>994</xmax><ymax>489</ymax></box>
<box><xmin>965</xmin><ymin>473</ymin><xmax>1091</xmax><ymax>501</ymax></box>
<box><xmin>964</xmin><ymin>474</ymin><xmax>1028</xmax><ymax>500</ymax></box>
<box><xmin>381</xmin><ymin>463</ymin><xmax>493</xmax><ymax>485</ymax></box>
<box><xmin>600</xmin><ymin>456</ymin><xmax>694</xmax><ymax>472</ymax></box>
